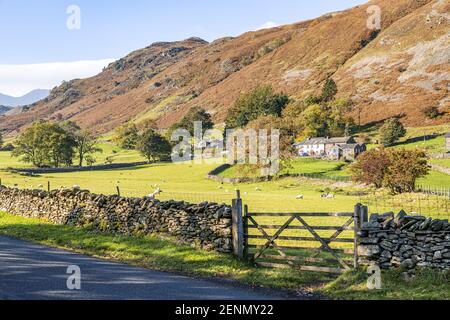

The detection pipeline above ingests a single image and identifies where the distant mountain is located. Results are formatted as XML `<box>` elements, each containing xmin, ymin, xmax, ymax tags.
<box><xmin>0</xmin><ymin>105</ymin><xmax>12</xmax><ymax>115</ymax></box>
<box><xmin>0</xmin><ymin>89</ymin><xmax>50</xmax><ymax>107</ymax></box>
<box><xmin>0</xmin><ymin>0</ymin><xmax>448</xmax><ymax>136</ymax></box>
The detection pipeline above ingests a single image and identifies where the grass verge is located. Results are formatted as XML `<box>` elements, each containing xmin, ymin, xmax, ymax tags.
<box><xmin>322</xmin><ymin>268</ymin><xmax>450</xmax><ymax>300</ymax></box>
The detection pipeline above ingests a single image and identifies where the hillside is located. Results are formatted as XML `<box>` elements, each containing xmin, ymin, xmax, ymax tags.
<box><xmin>0</xmin><ymin>0</ymin><xmax>448</xmax><ymax>136</ymax></box>
<box><xmin>0</xmin><ymin>105</ymin><xmax>12</xmax><ymax>115</ymax></box>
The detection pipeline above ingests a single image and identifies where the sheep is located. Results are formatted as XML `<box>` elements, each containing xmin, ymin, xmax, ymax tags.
<box><xmin>73</xmin><ymin>185</ymin><xmax>81</xmax><ymax>190</ymax></box>
<box><xmin>296</xmin><ymin>195</ymin><xmax>304</xmax><ymax>200</ymax></box>
<box><xmin>37</xmin><ymin>184</ymin><xmax>44</xmax><ymax>189</ymax></box>
<box><xmin>255</xmin><ymin>187</ymin><xmax>262</xmax><ymax>191</ymax></box>
<box><xmin>326</xmin><ymin>194</ymin><xmax>335</xmax><ymax>199</ymax></box>
<box><xmin>147</xmin><ymin>188</ymin><xmax>162</xmax><ymax>199</ymax></box>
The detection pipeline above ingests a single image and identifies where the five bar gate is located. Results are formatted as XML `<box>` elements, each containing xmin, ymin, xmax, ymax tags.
<box><xmin>232</xmin><ymin>192</ymin><xmax>368</xmax><ymax>274</ymax></box>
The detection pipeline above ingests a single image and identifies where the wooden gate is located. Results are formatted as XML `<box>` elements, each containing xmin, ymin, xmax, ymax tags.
<box><xmin>232</xmin><ymin>196</ymin><xmax>367</xmax><ymax>274</ymax></box>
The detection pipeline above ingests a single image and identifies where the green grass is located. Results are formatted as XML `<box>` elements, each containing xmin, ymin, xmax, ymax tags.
<box><xmin>0</xmin><ymin>211</ymin><xmax>333</xmax><ymax>291</ymax></box>
<box><xmin>394</xmin><ymin>135</ymin><xmax>447</xmax><ymax>154</ymax></box>
<box><xmin>430</xmin><ymin>159</ymin><xmax>450</xmax><ymax>169</ymax></box>
<box><xmin>219</xmin><ymin>158</ymin><xmax>351</xmax><ymax>179</ymax></box>
<box><xmin>0</xmin><ymin>157</ymin><xmax>363</xmax><ymax>212</ymax></box>
<box><xmin>323</xmin><ymin>268</ymin><xmax>450</xmax><ymax>300</ymax></box>
<box><xmin>417</xmin><ymin>170</ymin><xmax>450</xmax><ymax>188</ymax></box>
<box><xmin>94</xmin><ymin>142</ymin><xmax>145</xmax><ymax>164</ymax></box>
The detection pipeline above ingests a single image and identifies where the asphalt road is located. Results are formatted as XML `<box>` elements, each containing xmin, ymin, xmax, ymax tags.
<box><xmin>0</xmin><ymin>236</ymin><xmax>290</xmax><ymax>300</ymax></box>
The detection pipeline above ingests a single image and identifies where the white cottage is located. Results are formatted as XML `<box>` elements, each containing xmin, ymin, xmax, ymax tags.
<box><xmin>294</xmin><ymin>136</ymin><xmax>366</xmax><ymax>161</ymax></box>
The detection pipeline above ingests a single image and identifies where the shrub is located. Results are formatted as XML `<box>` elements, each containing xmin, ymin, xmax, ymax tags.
<box><xmin>422</xmin><ymin>106</ymin><xmax>440</xmax><ymax>119</ymax></box>
<box><xmin>351</xmin><ymin>148</ymin><xmax>429</xmax><ymax>194</ymax></box>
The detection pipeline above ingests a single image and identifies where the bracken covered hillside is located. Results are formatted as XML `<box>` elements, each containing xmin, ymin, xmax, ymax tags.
<box><xmin>1</xmin><ymin>0</ymin><xmax>448</xmax><ymax>136</ymax></box>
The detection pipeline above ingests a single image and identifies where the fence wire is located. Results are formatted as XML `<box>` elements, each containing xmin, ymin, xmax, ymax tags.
<box><xmin>358</xmin><ymin>190</ymin><xmax>450</xmax><ymax>219</ymax></box>
<box><xmin>155</xmin><ymin>192</ymin><xmax>234</xmax><ymax>205</ymax></box>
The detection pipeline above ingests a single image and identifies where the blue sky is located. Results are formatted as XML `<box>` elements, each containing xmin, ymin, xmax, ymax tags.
<box><xmin>0</xmin><ymin>0</ymin><xmax>367</xmax><ymax>96</ymax></box>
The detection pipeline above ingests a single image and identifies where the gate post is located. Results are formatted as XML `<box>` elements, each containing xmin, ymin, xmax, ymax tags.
<box><xmin>353</xmin><ymin>204</ymin><xmax>369</xmax><ymax>268</ymax></box>
<box><xmin>353</xmin><ymin>204</ymin><xmax>361</xmax><ymax>269</ymax></box>
<box><xmin>232</xmin><ymin>190</ymin><xmax>244</xmax><ymax>258</ymax></box>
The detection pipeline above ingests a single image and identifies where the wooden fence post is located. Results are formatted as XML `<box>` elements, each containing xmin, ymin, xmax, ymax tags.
<box><xmin>353</xmin><ymin>204</ymin><xmax>361</xmax><ymax>269</ymax></box>
<box><xmin>232</xmin><ymin>190</ymin><xmax>244</xmax><ymax>258</ymax></box>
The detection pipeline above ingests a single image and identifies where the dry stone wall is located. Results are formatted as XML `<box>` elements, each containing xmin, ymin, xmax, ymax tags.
<box><xmin>358</xmin><ymin>210</ymin><xmax>450</xmax><ymax>271</ymax></box>
<box><xmin>0</xmin><ymin>186</ymin><xmax>232</xmax><ymax>253</ymax></box>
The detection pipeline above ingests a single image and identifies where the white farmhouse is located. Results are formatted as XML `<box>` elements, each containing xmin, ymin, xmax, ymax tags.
<box><xmin>294</xmin><ymin>136</ymin><xmax>366</xmax><ymax>161</ymax></box>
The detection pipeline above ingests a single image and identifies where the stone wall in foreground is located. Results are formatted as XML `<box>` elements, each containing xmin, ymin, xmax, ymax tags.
<box><xmin>358</xmin><ymin>211</ymin><xmax>450</xmax><ymax>271</ymax></box>
<box><xmin>0</xmin><ymin>186</ymin><xmax>232</xmax><ymax>253</ymax></box>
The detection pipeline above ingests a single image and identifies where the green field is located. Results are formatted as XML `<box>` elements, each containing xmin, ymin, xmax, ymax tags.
<box><xmin>0</xmin><ymin>124</ymin><xmax>449</xmax><ymax>299</ymax></box>
<box><xmin>219</xmin><ymin>158</ymin><xmax>350</xmax><ymax>179</ymax></box>
<box><xmin>430</xmin><ymin>159</ymin><xmax>450</xmax><ymax>169</ymax></box>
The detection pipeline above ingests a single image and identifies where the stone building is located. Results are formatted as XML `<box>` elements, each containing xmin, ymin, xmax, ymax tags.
<box><xmin>294</xmin><ymin>136</ymin><xmax>366</xmax><ymax>161</ymax></box>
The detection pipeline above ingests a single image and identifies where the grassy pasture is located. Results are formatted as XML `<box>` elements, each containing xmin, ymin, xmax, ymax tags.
<box><xmin>219</xmin><ymin>158</ymin><xmax>350</xmax><ymax>179</ymax></box>
<box><xmin>430</xmin><ymin>159</ymin><xmax>450</xmax><ymax>169</ymax></box>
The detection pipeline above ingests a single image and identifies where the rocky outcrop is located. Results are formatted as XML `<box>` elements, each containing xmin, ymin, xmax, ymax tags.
<box><xmin>0</xmin><ymin>186</ymin><xmax>232</xmax><ymax>253</ymax></box>
<box><xmin>358</xmin><ymin>210</ymin><xmax>450</xmax><ymax>271</ymax></box>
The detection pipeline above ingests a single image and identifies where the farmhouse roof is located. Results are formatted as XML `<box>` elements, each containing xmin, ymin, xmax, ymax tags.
<box><xmin>295</xmin><ymin>136</ymin><xmax>355</xmax><ymax>146</ymax></box>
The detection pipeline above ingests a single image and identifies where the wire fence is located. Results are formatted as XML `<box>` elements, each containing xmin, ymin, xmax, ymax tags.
<box><xmin>292</xmin><ymin>173</ymin><xmax>352</xmax><ymax>183</ymax></box>
<box><xmin>1</xmin><ymin>177</ymin><xmax>448</xmax><ymax>218</ymax></box>
<box><xmin>358</xmin><ymin>191</ymin><xmax>450</xmax><ymax>219</ymax></box>
<box><xmin>416</xmin><ymin>185</ymin><xmax>450</xmax><ymax>198</ymax></box>
<box><xmin>155</xmin><ymin>192</ymin><xmax>234</xmax><ymax>205</ymax></box>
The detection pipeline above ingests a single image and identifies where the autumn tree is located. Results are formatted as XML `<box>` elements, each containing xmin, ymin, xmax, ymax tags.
<box><xmin>350</xmin><ymin>148</ymin><xmax>390</xmax><ymax>188</ymax></box>
<box><xmin>351</xmin><ymin>148</ymin><xmax>429</xmax><ymax>193</ymax></box>
<box><xmin>383</xmin><ymin>149</ymin><xmax>429</xmax><ymax>194</ymax></box>
<box><xmin>301</xmin><ymin>99</ymin><xmax>354</xmax><ymax>138</ymax></box>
